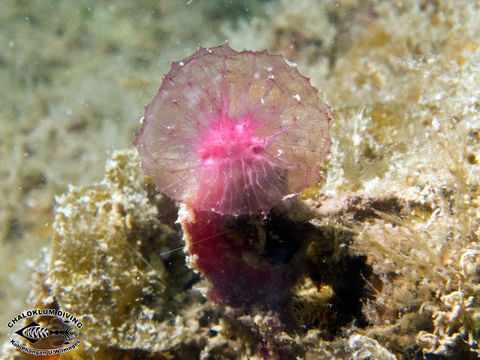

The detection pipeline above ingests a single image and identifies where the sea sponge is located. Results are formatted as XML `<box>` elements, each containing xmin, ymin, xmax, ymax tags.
<box><xmin>134</xmin><ymin>43</ymin><xmax>333</xmax><ymax>215</ymax></box>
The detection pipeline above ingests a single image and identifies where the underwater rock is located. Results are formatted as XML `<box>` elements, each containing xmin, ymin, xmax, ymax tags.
<box><xmin>46</xmin><ymin>150</ymin><xmax>376</xmax><ymax>359</ymax></box>
<box><xmin>48</xmin><ymin>150</ymin><xmax>208</xmax><ymax>355</ymax></box>
<box><xmin>31</xmin><ymin>147</ymin><xmax>480</xmax><ymax>360</ymax></box>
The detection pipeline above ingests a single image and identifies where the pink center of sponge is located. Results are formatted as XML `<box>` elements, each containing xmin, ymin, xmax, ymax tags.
<box><xmin>196</xmin><ymin>117</ymin><xmax>262</xmax><ymax>166</ymax></box>
<box><xmin>193</xmin><ymin>116</ymin><xmax>287</xmax><ymax>215</ymax></box>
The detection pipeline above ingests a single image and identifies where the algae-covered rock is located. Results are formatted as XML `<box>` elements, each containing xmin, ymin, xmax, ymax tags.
<box><xmin>46</xmin><ymin>149</ymin><xmax>378</xmax><ymax>359</ymax></box>
<box><xmin>48</xmin><ymin>149</ymin><xmax>207</xmax><ymax>355</ymax></box>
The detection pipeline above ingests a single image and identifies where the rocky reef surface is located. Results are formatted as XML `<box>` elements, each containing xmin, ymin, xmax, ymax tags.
<box><xmin>4</xmin><ymin>139</ymin><xmax>478</xmax><ymax>359</ymax></box>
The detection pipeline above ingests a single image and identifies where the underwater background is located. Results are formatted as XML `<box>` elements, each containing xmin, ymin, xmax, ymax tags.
<box><xmin>1</xmin><ymin>0</ymin><xmax>479</xmax><ymax>359</ymax></box>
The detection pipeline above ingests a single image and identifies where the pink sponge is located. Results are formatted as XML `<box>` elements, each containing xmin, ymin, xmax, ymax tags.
<box><xmin>134</xmin><ymin>44</ymin><xmax>333</xmax><ymax>215</ymax></box>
